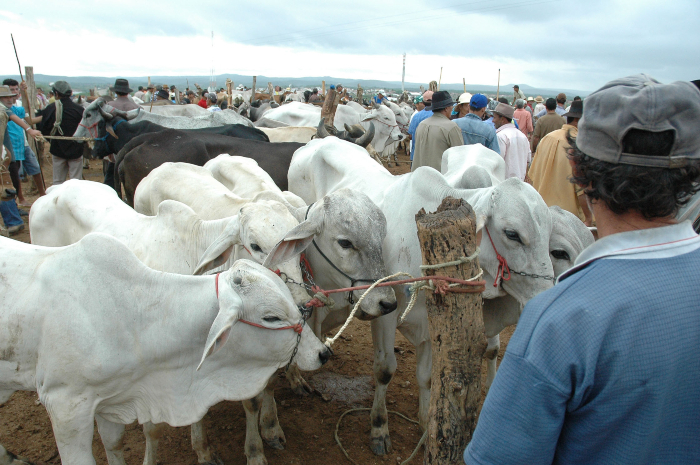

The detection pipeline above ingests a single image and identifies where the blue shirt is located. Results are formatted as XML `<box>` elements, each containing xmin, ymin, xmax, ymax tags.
<box><xmin>535</xmin><ymin>105</ymin><xmax>567</xmax><ymax>118</ymax></box>
<box><xmin>453</xmin><ymin>113</ymin><xmax>500</xmax><ymax>154</ymax></box>
<box><xmin>6</xmin><ymin>105</ymin><xmax>26</xmax><ymax>161</ymax></box>
<box><xmin>466</xmin><ymin>222</ymin><xmax>700</xmax><ymax>465</ymax></box>
<box><xmin>408</xmin><ymin>108</ymin><xmax>433</xmax><ymax>159</ymax></box>
<box><xmin>372</xmin><ymin>95</ymin><xmax>388</xmax><ymax>104</ymax></box>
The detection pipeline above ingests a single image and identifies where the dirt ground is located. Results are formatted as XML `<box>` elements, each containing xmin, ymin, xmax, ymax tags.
<box><xmin>0</xmin><ymin>147</ymin><xmax>514</xmax><ymax>465</ymax></box>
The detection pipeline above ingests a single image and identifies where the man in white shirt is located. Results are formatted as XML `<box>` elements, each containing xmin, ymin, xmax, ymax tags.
<box><xmin>492</xmin><ymin>102</ymin><xmax>532</xmax><ymax>180</ymax></box>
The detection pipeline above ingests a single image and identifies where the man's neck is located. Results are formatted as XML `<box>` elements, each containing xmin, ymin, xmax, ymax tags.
<box><xmin>591</xmin><ymin>200</ymin><xmax>677</xmax><ymax>238</ymax></box>
<box><xmin>547</xmin><ymin>110</ymin><xmax>556</xmax><ymax>114</ymax></box>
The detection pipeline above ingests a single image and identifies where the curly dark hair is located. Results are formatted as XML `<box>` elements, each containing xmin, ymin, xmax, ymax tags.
<box><xmin>568</xmin><ymin>130</ymin><xmax>700</xmax><ymax>219</ymax></box>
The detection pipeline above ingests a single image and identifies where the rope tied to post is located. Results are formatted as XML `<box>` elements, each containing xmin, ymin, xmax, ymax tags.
<box><xmin>316</xmin><ymin>248</ymin><xmax>483</xmax><ymax>347</ymax></box>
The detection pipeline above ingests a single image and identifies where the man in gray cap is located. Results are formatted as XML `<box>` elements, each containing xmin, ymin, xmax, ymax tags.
<box><xmin>411</xmin><ymin>90</ymin><xmax>463</xmax><ymax>172</ymax></box>
<box><xmin>465</xmin><ymin>74</ymin><xmax>700</xmax><ymax>465</ymax></box>
<box><xmin>491</xmin><ymin>102</ymin><xmax>531</xmax><ymax>180</ymax></box>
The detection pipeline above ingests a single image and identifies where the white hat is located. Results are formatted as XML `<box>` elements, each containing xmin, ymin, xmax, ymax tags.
<box><xmin>457</xmin><ymin>93</ymin><xmax>473</xmax><ymax>104</ymax></box>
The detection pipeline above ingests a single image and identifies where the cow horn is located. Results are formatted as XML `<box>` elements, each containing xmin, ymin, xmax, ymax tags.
<box><xmin>355</xmin><ymin>123</ymin><xmax>374</xmax><ymax>148</ymax></box>
<box><xmin>372</xmin><ymin>102</ymin><xmax>381</xmax><ymax>110</ymax></box>
<box><xmin>316</xmin><ymin>118</ymin><xmax>331</xmax><ymax>138</ymax></box>
<box><xmin>111</xmin><ymin>108</ymin><xmax>128</xmax><ymax>119</ymax></box>
<box><xmin>98</xmin><ymin>103</ymin><xmax>114</xmax><ymax>121</ymax></box>
<box><xmin>125</xmin><ymin>108</ymin><xmax>139</xmax><ymax>120</ymax></box>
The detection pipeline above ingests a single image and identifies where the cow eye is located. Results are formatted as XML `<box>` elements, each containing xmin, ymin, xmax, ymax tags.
<box><xmin>86</xmin><ymin>112</ymin><xmax>91</xmax><ymax>117</ymax></box>
<box><xmin>504</xmin><ymin>229</ymin><xmax>522</xmax><ymax>244</ymax></box>
<box><xmin>337</xmin><ymin>239</ymin><xmax>353</xmax><ymax>249</ymax></box>
<box><xmin>551</xmin><ymin>249</ymin><xmax>571</xmax><ymax>261</ymax></box>
<box><xmin>250</xmin><ymin>243</ymin><xmax>263</xmax><ymax>253</ymax></box>
<box><xmin>263</xmin><ymin>316</ymin><xmax>281</xmax><ymax>323</ymax></box>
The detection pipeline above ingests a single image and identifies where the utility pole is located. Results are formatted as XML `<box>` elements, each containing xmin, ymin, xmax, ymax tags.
<box><xmin>402</xmin><ymin>53</ymin><xmax>406</xmax><ymax>93</ymax></box>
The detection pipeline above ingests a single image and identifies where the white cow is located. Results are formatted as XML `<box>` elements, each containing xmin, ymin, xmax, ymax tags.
<box><xmin>259</xmin><ymin>126</ymin><xmax>316</xmax><ymax>143</ymax></box>
<box><xmin>288</xmin><ymin>137</ymin><xmax>557</xmax><ymax>455</ymax></box>
<box><xmin>139</xmin><ymin>103</ymin><xmax>209</xmax><ymax>116</ymax></box>
<box><xmin>257</xmin><ymin>101</ymin><xmax>403</xmax><ymax>152</ymax></box>
<box><xmin>204</xmin><ymin>154</ymin><xmax>306</xmax><ymax>207</ymax></box>
<box><xmin>0</xmin><ymin>233</ymin><xmax>329</xmax><ymax>465</ymax></box>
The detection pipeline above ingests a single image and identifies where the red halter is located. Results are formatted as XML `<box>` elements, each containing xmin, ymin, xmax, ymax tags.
<box><xmin>215</xmin><ymin>273</ymin><xmax>303</xmax><ymax>334</ymax></box>
<box><xmin>484</xmin><ymin>227</ymin><xmax>511</xmax><ymax>287</ymax></box>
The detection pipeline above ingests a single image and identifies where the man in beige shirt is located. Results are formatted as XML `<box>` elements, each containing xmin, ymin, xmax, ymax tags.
<box><xmin>412</xmin><ymin>91</ymin><xmax>464</xmax><ymax>172</ymax></box>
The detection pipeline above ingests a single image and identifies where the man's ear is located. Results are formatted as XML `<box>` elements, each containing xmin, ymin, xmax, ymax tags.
<box><xmin>193</xmin><ymin>216</ymin><xmax>241</xmax><ymax>275</ymax></box>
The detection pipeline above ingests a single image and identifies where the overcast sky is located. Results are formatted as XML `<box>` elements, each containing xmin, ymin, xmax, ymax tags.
<box><xmin>1</xmin><ymin>0</ymin><xmax>698</xmax><ymax>92</ymax></box>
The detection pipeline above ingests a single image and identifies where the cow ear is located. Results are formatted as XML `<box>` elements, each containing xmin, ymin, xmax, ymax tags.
<box><xmin>193</xmin><ymin>216</ymin><xmax>241</xmax><ymax>275</ymax></box>
<box><xmin>197</xmin><ymin>285</ymin><xmax>243</xmax><ymax>370</ymax></box>
<box><xmin>263</xmin><ymin>219</ymin><xmax>319</xmax><ymax>269</ymax></box>
<box><xmin>360</xmin><ymin>111</ymin><xmax>375</xmax><ymax>122</ymax></box>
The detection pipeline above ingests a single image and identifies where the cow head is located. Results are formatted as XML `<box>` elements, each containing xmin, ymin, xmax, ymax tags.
<box><xmin>193</xmin><ymin>199</ymin><xmax>312</xmax><ymax>307</ymax></box>
<box><xmin>548</xmin><ymin>206</ymin><xmax>594</xmax><ymax>277</ymax></box>
<box><xmin>198</xmin><ymin>259</ymin><xmax>330</xmax><ymax>372</ymax></box>
<box><xmin>73</xmin><ymin>98</ymin><xmax>137</xmax><ymax>142</ymax></box>
<box><xmin>266</xmin><ymin>189</ymin><xmax>397</xmax><ymax>320</ymax></box>
<box><xmin>361</xmin><ymin>103</ymin><xmax>404</xmax><ymax>152</ymax></box>
<box><xmin>472</xmin><ymin>178</ymin><xmax>555</xmax><ymax>306</ymax></box>
<box><xmin>384</xmin><ymin>100</ymin><xmax>410</xmax><ymax>128</ymax></box>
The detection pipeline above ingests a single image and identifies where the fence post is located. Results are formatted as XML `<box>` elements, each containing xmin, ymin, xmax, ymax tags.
<box><xmin>415</xmin><ymin>197</ymin><xmax>485</xmax><ymax>465</ymax></box>
<box><xmin>321</xmin><ymin>89</ymin><xmax>339</xmax><ymax>128</ymax></box>
<box><xmin>251</xmin><ymin>76</ymin><xmax>257</xmax><ymax>103</ymax></box>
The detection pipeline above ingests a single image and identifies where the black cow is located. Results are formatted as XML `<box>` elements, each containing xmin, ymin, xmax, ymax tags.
<box><xmin>115</xmin><ymin>131</ymin><xmax>303</xmax><ymax>206</ymax></box>
<box><xmin>93</xmin><ymin>118</ymin><xmax>269</xmax><ymax>160</ymax></box>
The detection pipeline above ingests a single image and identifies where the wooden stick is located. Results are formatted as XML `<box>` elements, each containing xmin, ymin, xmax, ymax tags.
<box><xmin>251</xmin><ymin>76</ymin><xmax>257</xmax><ymax>104</ymax></box>
<box><xmin>463</xmin><ymin>78</ymin><xmax>466</xmax><ymax>93</ymax></box>
<box><xmin>322</xmin><ymin>80</ymin><xmax>326</xmax><ymax>97</ymax></box>
<box><xmin>496</xmin><ymin>68</ymin><xmax>501</xmax><ymax>101</ymax></box>
<box><xmin>39</xmin><ymin>135</ymin><xmax>95</xmax><ymax>141</ymax></box>
<box><xmin>417</xmin><ymin>197</ymin><xmax>485</xmax><ymax>464</ymax></box>
<box><xmin>22</xmin><ymin>66</ymin><xmax>46</xmax><ymax>191</ymax></box>
<box><xmin>438</xmin><ymin>67</ymin><xmax>443</xmax><ymax>90</ymax></box>
<box><xmin>226</xmin><ymin>79</ymin><xmax>233</xmax><ymax>107</ymax></box>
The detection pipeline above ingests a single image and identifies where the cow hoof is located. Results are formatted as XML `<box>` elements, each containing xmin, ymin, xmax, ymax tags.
<box><xmin>287</xmin><ymin>372</ymin><xmax>312</xmax><ymax>396</ymax></box>
<box><xmin>370</xmin><ymin>435</ymin><xmax>392</xmax><ymax>455</ymax></box>
<box><xmin>200</xmin><ymin>453</ymin><xmax>225</xmax><ymax>465</ymax></box>
<box><xmin>245</xmin><ymin>456</ymin><xmax>268</xmax><ymax>465</ymax></box>
<box><xmin>264</xmin><ymin>437</ymin><xmax>285</xmax><ymax>450</ymax></box>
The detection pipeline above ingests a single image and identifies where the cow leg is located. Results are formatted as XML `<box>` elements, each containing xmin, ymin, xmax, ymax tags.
<box><xmin>259</xmin><ymin>376</ymin><xmax>286</xmax><ymax>449</ymax></box>
<box><xmin>0</xmin><ymin>389</ymin><xmax>14</xmax><ymax>405</ymax></box>
<box><xmin>285</xmin><ymin>364</ymin><xmax>311</xmax><ymax>396</ymax></box>
<box><xmin>95</xmin><ymin>414</ymin><xmax>126</xmax><ymax>465</ymax></box>
<box><xmin>369</xmin><ymin>315</ymin><xmax>397</xmax><ymax>455</ymax></box>
<box><xmin>241</xmin><ymin>394</ymin><xmax>268</xmax><ymax>465</ymax></box>
<box><xmin>396</xmin><ymin>304</ymin><xmax>432</xmax><ymax>431</ymax></box>
<box><xmin>45</xmin><ymin>397</ymin><xmax>97</xmax><ymax>465</ymax></box>
<box><xmin>142</xmin><ymin>422</ymin><xmax>167</xmax><ymax>465</ymax></box>
<box><xmin>191</xmin><ymin>419</ymin><xmax>221</xmax><ymax>464</ymax></box>
<box><xmin>485</xmin><ymin>334</ymin><xmax>500</xmax><ymax>388</ymax></box>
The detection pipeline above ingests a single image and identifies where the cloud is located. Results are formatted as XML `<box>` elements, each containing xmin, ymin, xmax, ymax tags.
<box><xmin>2</xmin><ymin>0</ymin><xmax>698</xmax><ymax>91</ymax></box>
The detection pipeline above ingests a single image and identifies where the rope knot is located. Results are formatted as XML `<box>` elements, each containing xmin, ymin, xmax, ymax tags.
<box><xmin>431</xmin><ymin>279</ymin><xmax>450</xmax><ymax>295</ymax></box>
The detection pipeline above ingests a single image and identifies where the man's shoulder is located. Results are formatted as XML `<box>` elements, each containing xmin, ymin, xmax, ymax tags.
<box><xmin>10</xmin><ymin>106</ymin><xmax>25</xmax><ymax>117</ymax></box>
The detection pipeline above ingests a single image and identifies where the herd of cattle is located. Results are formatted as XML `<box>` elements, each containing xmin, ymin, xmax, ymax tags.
<box><xmin>3</xmin><ymin>92</ymin><xmax>653</xmax><ymax>465</ymax></box>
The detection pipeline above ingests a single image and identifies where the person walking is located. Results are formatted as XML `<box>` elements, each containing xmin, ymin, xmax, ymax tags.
<box><xmin>513</xmin><ymin>99</ymin><xmax>534</xmax><ymax>139</ymax></box>
<box><xmin>411</xmin><ymin>91</ymin><xmax>464</xmax><ymax>172</ymax></box>
<box><xmin>531</xmin><ymin>98</ymin><xmax>565</xmax><ymax>152</ymax></box>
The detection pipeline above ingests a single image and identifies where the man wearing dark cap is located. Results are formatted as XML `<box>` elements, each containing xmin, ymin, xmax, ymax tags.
<box><xmin>152</xmin><ymin>89</ymin><xmax>173</xmax><ymax>106</ymax></box>
<box><xmin>492</xmin><ymin>102</ymin><xmax>531</xmax><ymax>180</ymax></box>
<box><xmin>466</xmin><ymin>74</ymin><xmax>700</xmax><ymax>465</ymax></box>
<box><xmin>527</xmin><ymin>99</ymin><xmax>593</xmax><ymax>225</ymax></box>
<box><xmin>531</xmin><ymin>97</ymin><xmax>565</xmax><ymax>151</ymax></box>
<box><xmin>453</xmin><ymin>93</ymin><xmax>500</xmax><ymax>154</ymax></box>
<box><xmin>411</xmin><ymin>90</ymin><xmax>463</xmax><ymax>172</ymax></box>
<box><xmin>27</xmin><ymin>81</ymin><xmax>85</xmax><ymax>185</ymax></box>
<box><xmin>512</xmin><ymin>85</ymin><xmax>526</xmax><ymax>105</ymax></box>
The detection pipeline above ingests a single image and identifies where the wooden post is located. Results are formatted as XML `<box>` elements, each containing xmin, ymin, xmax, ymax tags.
<box><xmin>415</xmin><ymin>197</ymin><xmax>485</xmax><ymax>465</ymax></box>
<box><xmin>321</xmin><ymin>80</ymin><xmax>326</xmax><ymax>97</ymax></box>
<box><xmin>429</xmin><ymin>81</ymin><xmax>438</xmax><ymax>92</ymax></box>
<box><xmin>438</xmin><ymin>67</ymin><xmax>443</xmax><ymax>90</ymax></box>
<box><xmin>356</xmin><ymin>84</ymin><xmax>363</xmax><ymax>104</ymax></box>
<box><xmin>173</xmin><ymin>86</ymin><xmax>181</xmax><ymax>104</ymax></box>
<box><xmin>267</xmin><ymin>82</ymin><xmax>274</xmax><ymax>102</ymax></box>
<box><xmin>463</xmin><ymin>78</ymin><xmax>466</xmax><ymax>93</ymax></box>
<box><xmin>22</xmin><ymin>66</ymin><xmax>46</xmax><ymax>190</ymax></box>
<box><xmin>321</xmin><ymin>89</ymin><xmax>339</xmax><ymax>128</ymax></box>
<box><xmin>496</xmin><ymin>69</ymin><xmax>500</xmax><ymax>101</ymax></box>
<box><xmin>251</xmin><ymin>76</ymin><xmax>257</xmax><ymax>103</ymax></box>
<box><xmin>148</xmin><ymin>76</ymin><xmax>151</xmax><ymax>87</ymax></box>
<box><xmin>226</xmin><ymin>79</ymin><xmax>233</xmax><ymax>107</ymax></box>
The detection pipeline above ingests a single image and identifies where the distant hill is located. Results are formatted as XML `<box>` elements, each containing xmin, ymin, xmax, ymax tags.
<box><xmin>3</xmin><ymin>73</ymin><xmax>590</xmax><ymax>99</ymax></box>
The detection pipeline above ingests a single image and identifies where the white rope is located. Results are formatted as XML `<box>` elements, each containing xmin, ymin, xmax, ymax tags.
<box><xmin>324</xmin><ymin>272</ymin><xmax>412</xmax><ymax>348</ymax></box>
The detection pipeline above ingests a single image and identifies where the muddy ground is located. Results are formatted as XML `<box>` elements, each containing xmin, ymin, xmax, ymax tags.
<box><xmin>0</xmin><ymin>147</ymin><xmax>513</xmax><ymax>465</ymax></box>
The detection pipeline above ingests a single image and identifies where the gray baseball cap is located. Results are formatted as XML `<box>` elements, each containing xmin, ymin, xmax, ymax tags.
<box><xmin>52</xmin><ymin>80</ymin><xmax>72</xmax><ymax>95</ymax></box>
<box><xmin>577</xmin><ymin>74</ymin><xmax>700</xmax><ymax>168</ymax></box>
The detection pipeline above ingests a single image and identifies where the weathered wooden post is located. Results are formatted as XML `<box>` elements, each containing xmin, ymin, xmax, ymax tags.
<box><xmin>226</xmin><ymin>79</ymin><xmax>233</xmax><ymax>107</ymax></box>
<box><xmin>321</xmin><ymin>80</ymin><xmax>326</xmax><ymax>97</ymax></box>
<box><xmin>429</xmin><ymin>81</ymin><xmax>438</xmax><ymax>92</ymax></box>
<box><xmin>267</xmin><ymin>82</ymin><xmax>275</xmax><ymax>102</ymax></box>
<box><xmin>251</xmin><ymin>76</ymin><xmax>257</xmax><ymax>103</ymax></box>
<box><xmin>415</xmin><ymin>197</ymin><xmax>486</xmax><ymax>465</ymax></box>
<box><xmin>321</xmin><ymin>89</ymin><xmax>339</xmax><ymax>127</ymax></box>
<box><xmin>357</xmin><ymin>84</ymin><xmax>363</xmax><ymax>104</ymax></box>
